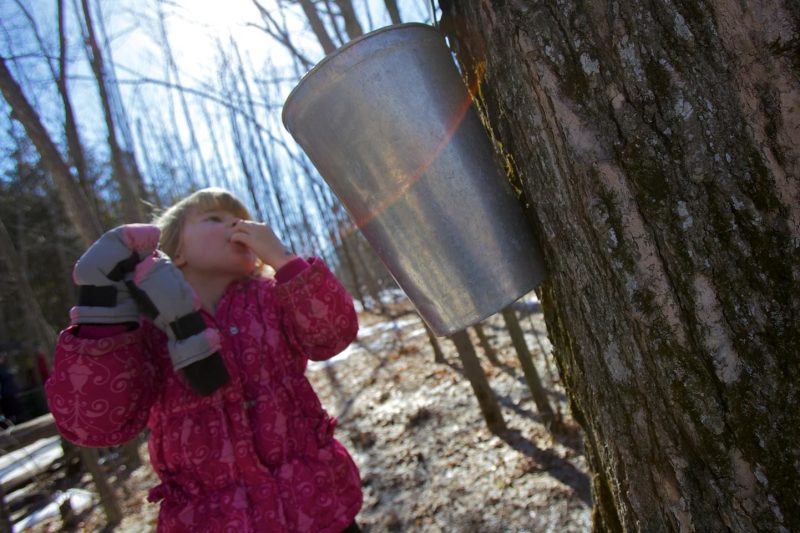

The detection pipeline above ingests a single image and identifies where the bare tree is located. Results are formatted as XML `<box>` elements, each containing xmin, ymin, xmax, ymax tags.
<box><xmin>333</xmin><ymin>0</ymin><xmax>364</xmax><ymax>40</ymax></box>
<box><xmin>0</xmin><ymin>216</ymin><xmax>57</xmax><ymax>351</ymax></box>
<box><xmin>472</xmin><ymin>323</ymin><xmax>501</xmax><ymax>366</ymax></box>
<box><xmin>250</xmin><ymin>0</ymin><xmax>323</xmax><ymax>65</ymax></box>
<box><xmin>155</xmin><ymin>2</ymin><xmax>211</xmax><ymax>187</ymax></box>
<box><xmin>501</xmin><ymin>306</ymin><xmax>558</xmax><ymax>431</ymax></box>
<box><xmin>383</xmin><ymin>0</ymin><xmax>402</xmax><ymax>24</ymax></box>
<box><xmin>448</xmin><ymin>330</ymin><xmax>506</xmax><ymax>434</ymax></box>
<box><xmin>0</xmin><ymin>57</ymin><xmax>102</xmax><ymax>245</ymax></box>
<box><xmin>78</xmin><ymin>0</ymin><xmax>146</xmax><ymax>222</ymax></box>
<box><xmin>443</xmin><ymin>0</ymin><xmax>800</xmax><ymax>530</ymax></box>
<box><xmin>296</xmin><ymin>0</ymin><xmax>338</xmax><ymax>53</ymax></box>
<box><xmin>425</xmin><ymin>320</ymin><xmax>445</xmax><ymax>364</ymax></box>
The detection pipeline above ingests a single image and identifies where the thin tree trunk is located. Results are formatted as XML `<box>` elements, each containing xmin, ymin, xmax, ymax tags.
<box><xmin>156</xmin><ymin>5</ymin><xmax>211</xmax><ymax>187</ymax></box>
<box><xmin>448</xmin><ymin>329</ymin><xmax>506</xmax><ymax>434</ymax></box>
<box><xmin>79</xmin><ymin>0</ymin><xmax>144</xmax><ymax>223</ymax></box>
<box><xmin>79</xmin><ymin>447</ymin><xmax>122</xmax><ymax>525</ymax></box>
<box><xmin>251</xmin><ymin>0</ymin><xmax>314</xmax><ymax>69</ymax></box>
<box><xmin>44</xmin><ymin>189</ymin><xmax>77</xmax><ymax>334</ymax></box>
<box><xmin>56</xmin><ymin>0</ymin><xmax>92</xmax><ymax>207</ymax></box>
<box><xmin>361</xmin><ymin>0</ymin><xmax>375</xmax><ymax>31</ymax></box>
<box><xmin>444</xmin><ymin>1</ymin><xmax>800</xmax><ymax>530</ymax></box>
<box><xmin>333</xmin><ymin>0</ymin><xmax>364</xmax><ymax>40</ymax></box>
<box><xmin>501</xmin><ymin>306</ymin><xmax>557</xmax><ymax>431</ymax></box>
<box><xmin>0</xmin><ymin>217</ymin><xmax>57</xmax><ymax>355</ymax></box>
<box><xmin>383</xmin><ymin>0</ymin><xmax>402</xmax><ymax>24</ymax></box>
<box><xmin>196</xmin><ymin>98</ymin><xmax>230</xmax><ymax>191</ymax></box>
<box><xmin>339</xmin><ymin>231</ymin><xmax>368</xmax><ymax>311</ymax></box>
<box><xmin>297</xmin><ymin>0</ymin><xmax>337</xmax><ymax>54</ymax></box>
<box><xmin>472</xmin><ymin>323</ymin><xmax>501</xmax><ymax>366</ymax></box>
<box><xmin>425</xmin><ymin>320</ymin><xmax>445</xmax><ymax>364</ymax></box>
<box><xmin>0</xmin><ymin>58</ymin><xmax>102</xmax><ymax>245</ymax></box>
<box><xmin>322</xmin><ymin>0</ymin><xmax>347</xmax><ymax>47</ymax></box>
<box><xmin>0</xmin><ymin>482</ymin><xmax>11</xmax><ymax>533</ymax></box>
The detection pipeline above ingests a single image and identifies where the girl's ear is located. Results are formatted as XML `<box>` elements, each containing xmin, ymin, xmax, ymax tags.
<box><xmin>173</xmin><ymin>247</ymin><xmax>187</xmax><ymax>267</ymax></box>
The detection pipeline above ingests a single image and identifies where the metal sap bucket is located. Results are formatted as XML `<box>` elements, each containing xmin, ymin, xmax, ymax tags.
<box><xmin>282</xmin><ymin>23</ymin><xmax>547</xmax><ymax>336</ymax></box>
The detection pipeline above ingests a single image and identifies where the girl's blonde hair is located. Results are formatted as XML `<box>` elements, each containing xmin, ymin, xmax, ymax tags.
<box><xmin>153</xmin><ymin>187</ymin><xmax>252</xmax><ymax>260</ymax></box>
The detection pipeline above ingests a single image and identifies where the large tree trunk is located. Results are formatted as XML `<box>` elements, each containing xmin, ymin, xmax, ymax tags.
<box><xmin>442</xmin><ymin>1</ymin><xmax>799</xmax><ymax>532</ymax></box>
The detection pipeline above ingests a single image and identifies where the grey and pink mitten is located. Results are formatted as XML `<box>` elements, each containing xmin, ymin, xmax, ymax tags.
<box><xmin>71</xmin><ymin>224</ymin><xmax>160</xmax><ymax>325</ymax></box>
<box><xmin>132</xmin><ymin>251</ymin><xmax>229</xmax><ymax>396</ymax></box>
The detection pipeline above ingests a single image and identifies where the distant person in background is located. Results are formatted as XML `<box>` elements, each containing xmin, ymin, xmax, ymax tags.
<box><xmin>0</xmin><ymin>354</ymin><xmax>22</xmax><ymax>423</ymax></box>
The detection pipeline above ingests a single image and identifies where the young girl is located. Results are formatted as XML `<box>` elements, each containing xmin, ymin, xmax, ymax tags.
<box><xmin>45</xmin><ymin>188</ymin><xmax>363</xmax><ymax>532</ymax></box>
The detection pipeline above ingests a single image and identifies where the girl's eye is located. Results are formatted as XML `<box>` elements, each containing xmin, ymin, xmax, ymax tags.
<box><xmin>205</xmin><ymin>215</ymin><xmax>222</xmax><ymax>222</ymax></box>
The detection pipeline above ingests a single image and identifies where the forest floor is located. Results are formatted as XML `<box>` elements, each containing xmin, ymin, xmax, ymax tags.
<box><xmin>21</xmin><ymin>293</ymin><xmax>592</xmax><ymax>532</ymax></box>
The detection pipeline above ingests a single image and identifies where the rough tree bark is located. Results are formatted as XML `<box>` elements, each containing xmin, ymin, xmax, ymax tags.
<box><xmin>442</xmin><ymin>1</ymin><xmax>799</xmax><ymax>531</ymax></box>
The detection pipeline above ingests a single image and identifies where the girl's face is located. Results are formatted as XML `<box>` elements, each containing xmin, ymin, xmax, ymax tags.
<box><xmin>174</xmin><ymin>208</ymin><xmax>257</xmax><ymax>278</ymax></box>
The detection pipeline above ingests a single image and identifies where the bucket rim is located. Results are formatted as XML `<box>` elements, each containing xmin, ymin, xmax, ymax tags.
<box><xmin>281</xmin><ymin>22</ymin><xmax>441</xmax><ymax>126</ymax></box>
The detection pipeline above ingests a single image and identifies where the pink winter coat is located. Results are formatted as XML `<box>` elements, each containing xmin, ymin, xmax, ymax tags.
<box><xmin>46</xmin><ymin>258</ymin><xmax>362</xmax><ymax>532</ymax></box>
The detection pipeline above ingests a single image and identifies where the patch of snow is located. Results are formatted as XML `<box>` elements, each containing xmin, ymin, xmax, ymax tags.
<box><xmin>359</xmin><ymin>317</ymin><xmax>421</xmax><ymax>338</ymax></box>
<box><xmin>674</xmin><ymin>97</ymin><xmax>694</xmax><ymax>119</ymax></box>
<box><xmin>676</xmin><ymin>201</ymin><xmax>693</xmax><ymax>229</ymax></box>
<box><xmin>406</xmin><ymin>328</ymin><xmax>427</xmax><ymax>339</ymax></box>
<box><xmin>0</xmin><ymin>437</ymin><xmax>63</xmax><ymax>487</ymax></box>
<box><xmin>674</xmin><ymin>13</ymin><xmax>693</xmax><ymax>40</ymax></box>
<box><xmin>13</xmin><ymin>488</ymin><xmax>95</xmax><ymax>532</ymax></box>
<box><xmin>580</xmin><ymin>53</ymin><xmax>600</xmax><ymax>75</ymax></box>
<box><xmin>308</xmin><ymin>344</ymin><xmax>361</xmax><ymax>370</ymax></box>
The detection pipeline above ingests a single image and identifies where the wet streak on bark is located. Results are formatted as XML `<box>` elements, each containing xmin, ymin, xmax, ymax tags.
<box><xmin>442</xmin><ymin>0</ymin><xmax>800</xmax><ymax>531</ymax></box>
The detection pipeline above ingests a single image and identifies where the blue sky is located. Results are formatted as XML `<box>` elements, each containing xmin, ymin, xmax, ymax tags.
<box><xmin>1</xmin><ymin>0</ymin><xmax>439</xmax><ymax>254</ymax></box>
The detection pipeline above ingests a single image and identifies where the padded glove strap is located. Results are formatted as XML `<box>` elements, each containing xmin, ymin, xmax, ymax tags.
<box><xmin>77</xmin><ymin>285</ymin><xmax>117</xmax><ymax>307</ymax></box>
<box><xmin>107</xmin><ymin>252</ymin><xmax>142</xmax><ymax>282</ymax></box>
<box><xmin>169</xmin><ymin>311</ymin><xmax>206</xmax><ymax>341</ymax></box>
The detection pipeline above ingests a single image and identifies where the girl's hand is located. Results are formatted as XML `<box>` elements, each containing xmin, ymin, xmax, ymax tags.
<box><xmin>230</xmin><ymin>220</ymin><xmax>297</xmax><ymax>269</ymax></box>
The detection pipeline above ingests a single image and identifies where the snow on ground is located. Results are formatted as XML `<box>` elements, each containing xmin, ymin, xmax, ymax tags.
<box><xmin>0</xmin><ymin>437</ymin><xmax>63</xmax><ymax>490</ymax></box>
<box><xmin>21</xmin><ymin>292</ymin><xmax>591</xmax><ymax>532</ymax></box>
<box><xmin>13</xmin><ymin>489</ymin><xmax>94</xmax><ymax>532</ymax></box>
